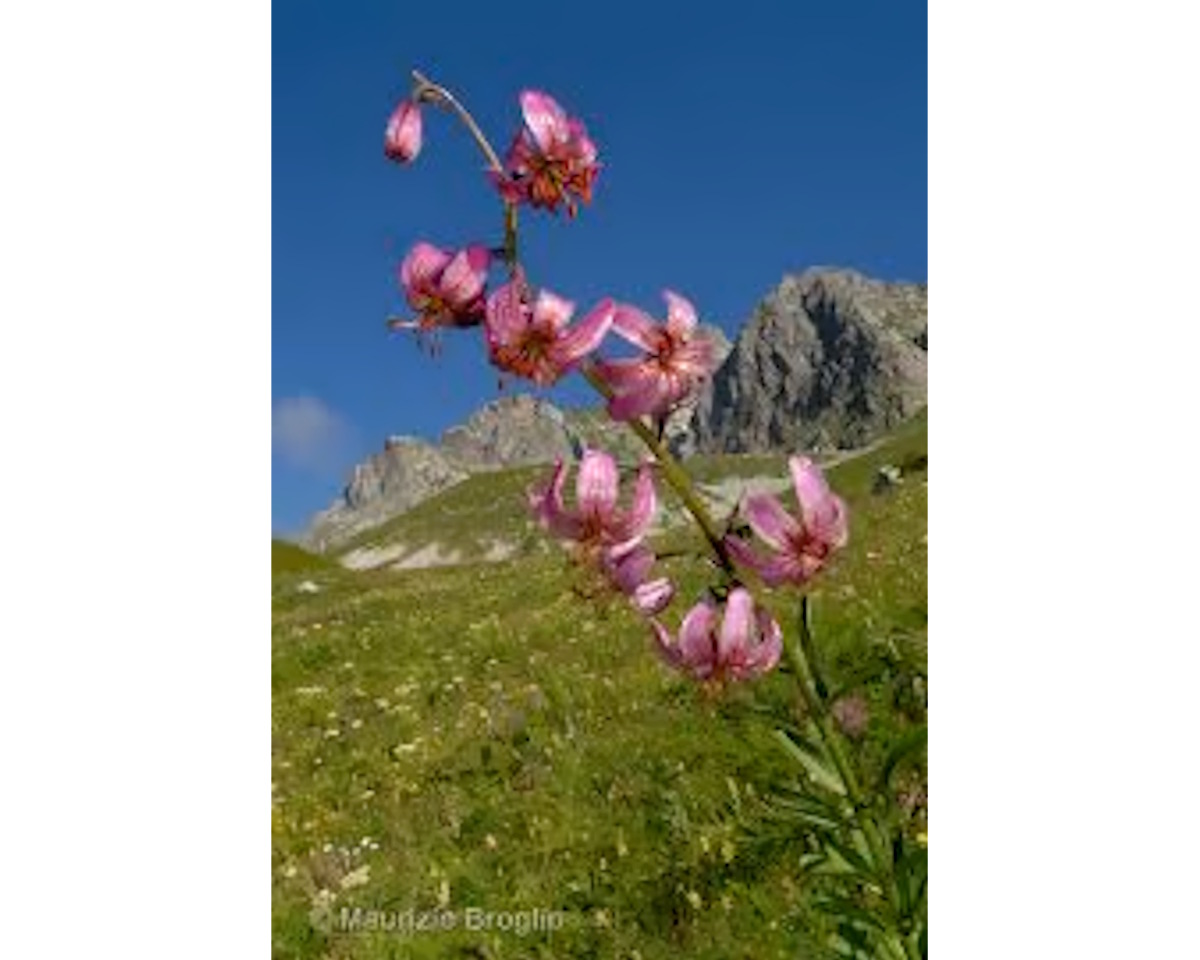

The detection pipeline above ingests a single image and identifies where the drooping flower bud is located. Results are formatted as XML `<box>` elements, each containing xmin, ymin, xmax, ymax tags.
<box><xmin>384</xmin><ymin>99</ymin><xmax>423</xmax><ymax>163</ymax></box>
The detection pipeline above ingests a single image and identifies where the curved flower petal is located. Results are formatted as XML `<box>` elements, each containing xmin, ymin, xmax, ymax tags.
<box><xmin>677</xmin><ymin>601</ymin><xmax>718</xmax><ymax>674</ymax></box>
<box><xmin>440</xmin><ymin>246</ymin><xmax>490</xmax><ymax>308</ymax></box>
<box><xmin>757</xmin><ymin>552</ymin><xmax>812</xmax><ymax>588</ymax></box>
<box><xmin>533</xmin><ymin>290</ymin><xmax>576</xmax><ymax>332</ymax></box>
<box><xmin>812</xmin><ymin>494</ymin><xmax>849</xmax><ymax>549</ymax></box>
<box><xmin>611</xmin><ymin>304</ymin><xmax>663</xmax><ymax>353</ymax></box>
<box><xmin>568</xmin><ymin>120</ymin><xmax>598</xmax><ymax>163</ymax></box>
<box><xmin>520</xmin><ymin>90</ymin><xmax>568</xmax><ymax>152</ymax></box>
<box><xmin>576</xmin><ymin>449</ymin><xmax>618</xmax><ymax>519</ymax></box>
<box><xmin>605</xmin><ymin>541</ymin><xmax>654</xmax><ymax>592</ymax></box>
<box><xmin>745</xmin><ymin>612</ymin><xmax>783</xmax><ymax>676</ymax></box>
<box><xmin>551</xmin><ymin>298</ymin><xmax>614</xmax><ymax>367</ymax></box>
<box><xmin>484</xmin><ymin>278</ymin><xmax>528</xmax><ymax>343</ymax></box>
<box><xmin>789</xmin><ymin>456</ymin><xmax>830</xmax><ymax>522</ymax></box>
<box><xmin>607</xmin><ymin>378</ymin><xmax>671</xmax><ymax>421</ymax></box>
<box><xmin>663</xmin><ymin>290</ymin><xmax>698</xmax><ymax>339</ymax></box>
<box><xmin>595</xmin><ymin>357</ymin><xmax>654</xmax><ymax>392</ymax></box>
<box><xmin>717</xmin><ymin>588</ymin><xmax>755</xmax><ymax>664</ymax></box>
<box><xmin>742</xmin><ymin>493</ymin><xmax>802</xmax><ymax>551</ymax></box>
<box><xmin>632</xmin><ymin>578</ymin><xmax>674</xmax><ymax>616</ymax></box>
<box><xmin>672</xmin><ymin>335</ymin><xmax>718</xmax><ymax>381</ymax></box>
<box><xmin>650</xmin><ymin>619</ymin><xmax>682</xmax><ymax>669</ymax></box>
<box><xmin>616</xmin><ymin>461</ymin><xmax>657</xmax><ymax>541</ymax></box>
<box><xmin>789</xmin><ymin>456</ymin><xmax>848</xmax><ymax>548</ymax></box>
<box><xmin>724</xmin><ymin>533</ymin><xmax>772</xmax><ymax>575</ymax></box>
<box><xmin>400</xmin><ymin>242</ymin><xmax>450</xmax><ymax>290</ymax></box>
<box><xmin>530</xmin><ymin>460</ymin><xmax>582</xmax><ymax>540</ymax></box>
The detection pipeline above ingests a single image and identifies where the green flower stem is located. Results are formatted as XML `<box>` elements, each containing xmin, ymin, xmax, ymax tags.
<box><xmin>790</xmin><ymin>596</ymin><xmax>921</xmax><ymax>960</ymax></box>
<box><xmin>580</xmin><ymin>363</ymin><xmax>735</xmax><ymax>576</ymax></box>
<box><xmin>411</xmin><ymin>69</ymin><xmax>504</xmax><ymax>173</ymax></box>
<box><xmin>410</xmin><ymin>69</ymin><xmax>519</xmax><ymax>269</ymax></box>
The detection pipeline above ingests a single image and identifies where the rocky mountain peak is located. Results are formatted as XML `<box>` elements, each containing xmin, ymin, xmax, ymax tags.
<box><xmin>439</xmin><ymin>394</ymin><xmax>576</xmax><ymax>470</ymax></box>
<box><xmin>688</xmin><ymin>267</ymin><xmax>927</xmax><ymax>454</ymax></box>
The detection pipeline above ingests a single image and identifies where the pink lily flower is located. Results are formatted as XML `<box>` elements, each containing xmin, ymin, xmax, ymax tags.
<box><xmin>601</xmin><ymin>539</ymin><xmax>675</xmax><ymax>616</ymax></box>
<box><xmin>651</xmin><ymin>588</ymin><xmax>782</xmax><ymax>684</ymax></box>
<box><xmin>595</xmin><ymin>291</ymin><xmax>718</xmax><ymax>421</ymax></box>
<box><xmin>485</xmin><ymin>272</ymin><xmax>613</xmax><ymax>386</ymax></box>
<box><xmin>725</xmin><ymin>457</ymin><xmax>849</xmax><ymax>586</ymax></box>
<box><xmin>491</xmin><ymin>90</ymin><xmax>600</xmax><ymax>217</ymax></box>
<box><xmin>528</xmin><ymin>449</ymin><xmax>657</xmax><ymax>551</ymax></box>
<box><xmin>384</xmin><ymin>100</ymin><xmax>422</xmax><ymax>163</ymax></box>
<box><xmin>389</xmin><ymin>242</ymin><xmax>490</xmax><ymax>332</ymax></box>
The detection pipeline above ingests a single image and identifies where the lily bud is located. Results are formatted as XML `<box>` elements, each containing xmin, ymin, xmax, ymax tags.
<box><xmin>384</xmin><ymin>99</ymin><xmax>422</xmax><ymax>163</ymax></box>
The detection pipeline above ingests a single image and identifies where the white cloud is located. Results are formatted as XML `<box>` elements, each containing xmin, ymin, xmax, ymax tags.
<box><xmin>272</xmin><ymin>396</ymin><xmax>355</xmax><ymax>475</ymax></box>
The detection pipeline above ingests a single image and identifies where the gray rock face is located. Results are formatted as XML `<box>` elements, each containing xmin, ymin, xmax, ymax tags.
<box><xmin>689</xmin><ymin>268</ymin><xmax>926</xmax><ymax>454</ymax></box>
<box><xmin>302</xmin><ymin>436</ymin><xmax>466</xmax><ymax>551</ymax></box>
<box><xmin>440</xmin><ymin>395</ymin><xmax>576</xmax><ymax>470</ymax></box>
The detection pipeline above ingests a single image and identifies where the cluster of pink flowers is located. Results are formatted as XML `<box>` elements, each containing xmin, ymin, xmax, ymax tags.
<box><xmin>528</xmin><ymin>450</ymin><xmax>672</xmax><ymax>615</ymax></box>
<box><xmin>383</xmin><ymin>79</ymin><xmax>851</xmax><ymax>688</ymax></box>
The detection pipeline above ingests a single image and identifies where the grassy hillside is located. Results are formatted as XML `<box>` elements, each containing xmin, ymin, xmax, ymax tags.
<box><xmin>331</xmin><ymin>409</ymin><xmax>927</xmax><ymax>572</ymax></box>
<box><xmin>272</xmin><ymin>414</ymin><xmax>927</xmax><ymax>958</ymax></box>
<box><xmin>274</xmin><ymin>539</ymin><xmax>338</xmax><ymax>576</ymax></box>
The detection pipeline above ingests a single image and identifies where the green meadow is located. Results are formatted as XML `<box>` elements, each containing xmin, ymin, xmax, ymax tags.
<box><xmin>272</xmin><ymin>412</ymin><xmax>927</xmax><ymax>959</ymax></box>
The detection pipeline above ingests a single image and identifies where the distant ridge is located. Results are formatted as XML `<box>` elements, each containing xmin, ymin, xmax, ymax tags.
<box><xmin>302</xmin><ymin>267</ymin><xmax>926</xmax><ymax>552</ymax></box>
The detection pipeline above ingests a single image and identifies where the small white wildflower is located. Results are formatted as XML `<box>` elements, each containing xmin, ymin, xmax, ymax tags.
<box><xmin>340</xmin><ymin>865</ymin><xmax>370</xmax><ymax>890</ymax></box>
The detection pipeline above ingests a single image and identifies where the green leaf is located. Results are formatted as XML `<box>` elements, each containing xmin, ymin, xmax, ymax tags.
<box><xmin>821</xmin><ymin>834</ymin><xmax>873</xmax><ymax>876</ymax></box>
<box><xmin>881</xmin><ymin>725</ymin><xmax>927</xmax><ymax>787</ymax></box>
<box><xmin>775</xmin><ymin>728</ymin><xmax>847</xmax><ymax>797</ymax></box>
<box><xmin>850</xmin><ymin>827</ymin><xmax>877</xmax><ymax>869</ymax></box>
<box><xmin>812</xmin><ymin>894</ymin><xmax>889</xmax><ymax>933</ymax></box>
<box><xmin>770</xmin><ymin>795</ymin><xmax>844</xmax><ymax>833</ymax></box>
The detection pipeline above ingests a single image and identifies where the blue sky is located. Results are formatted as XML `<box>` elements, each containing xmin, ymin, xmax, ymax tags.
<box><xmin>272</xmin><ymin>1</ymin><xmax>927</xmax><ymax>536</ymax></box>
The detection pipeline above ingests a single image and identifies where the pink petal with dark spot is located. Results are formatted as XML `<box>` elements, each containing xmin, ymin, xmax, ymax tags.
<box><xmin>742</xmin><ymin>493</ymin><xmax>802</xmax><ymax>551</ymax></box>
<box><xmin>632</xmin><ymin>578</ymin><xmax>674</xmax><ymax>616</ymax></box>
<box><xmin>717</xmin><ymin>588</ymin><xmax>755</xmax><ymax>664</ymax></box>
<box><xmin>576</xmin><ymin>449</ymin><xmax>619</xmax><ymax>519</ymax></box>
<box><xmin>440</xmin><ymin>246</ymin><xmax>490</xmax><ymax>308</ymax></box>
<box><xmin>400</xmin><ymin>242</ymin><xmax>450</xmax><ymax>290</ymax></box>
